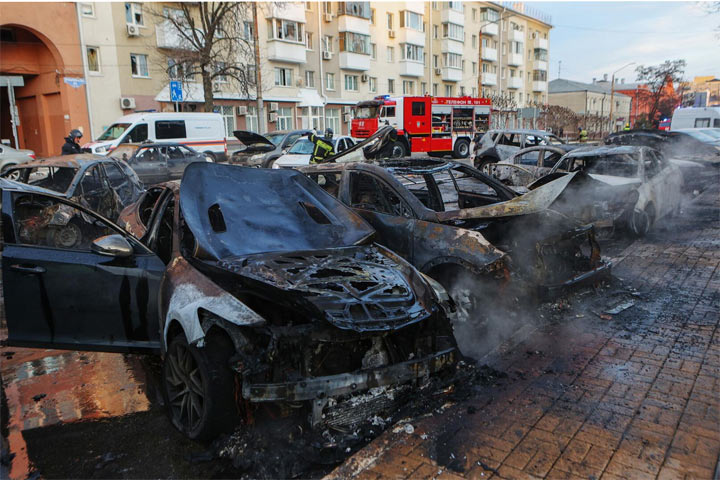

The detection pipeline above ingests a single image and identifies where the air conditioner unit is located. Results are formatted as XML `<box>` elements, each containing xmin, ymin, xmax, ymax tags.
<box><xmin>126</xmin><ymin>24</ymin><xmax>140</xmax><ymax>37</ymax></box>
<box><xmin>236</xmin><ymin>105</ymin><xmax>248</xmax><ymax>116</ymax></box>
<box><xmin>343</xmin><ymin>113</ymin><xmax>350</xmax><ymax>122</ymax></box>
<box><xmin>324</xmin><ymin>13</ymin><xmax>333</xmax><ymax>22</ymax></box>
<box><xmin>435</xmin><ymin>68</ymin><xmax>442</xmax><ymax>75</ymax></box>
<box><xmin>269</xmin><ymin>112</ymin><xmax>278</xmax><ymax>123</ymax></box>
<box><xmin>269</xmin><ymin>102</ymin><xmax>279</xmax><ymax>112</ymax></box>
<box><xmin>343</xmin><ymin>106</ymin><xmax>352</xmax><ymax>114</ymax></box>
<box><xmin>120</xmin><ymin>97</ymin><xmax>136</xmax><ymax>109</ymax></box>
<box><xmin>388</xmin><ymin>30</ymin><xmax>396</xmax><ymax>38</ymax></box>
<box><xmin>360</xmin><ymin>74</ymin><xmax>368</xmax><ymax>82</ymax></box>
<box><xmin>322</xmin><ymin>50</ymin><xmax>332</xmax><ymax>60</ymax></box>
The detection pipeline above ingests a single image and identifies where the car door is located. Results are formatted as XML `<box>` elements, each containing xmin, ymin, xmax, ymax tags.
<box><xmin>102</xmin><ymin>161</ymin><xmax>135</xmax><ymax>207</ymax></box>
<box><xmin>1</xmin><ymin>189</ymin><xmax>165</xmax><ymax>352</ymax></box>
<box><xmin>75</xmin><ymin>164</ymin><xmax>120</xmax><ymax>220</ymax></box>
<box><xmin>131</xmin><ymin>146</ymin><xmax>170</xmax><ymax>184</ymax></box>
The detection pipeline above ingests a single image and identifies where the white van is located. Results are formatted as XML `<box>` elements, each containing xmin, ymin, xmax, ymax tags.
<box><xmin>670</xmin><ymin>107</ymin><xmax>720</xmax><ymax>130</ymax></box>
<box><xmin>85</xmin><ymin>112</ymin><xmax>227</xmax><ymax>161</ymax></box>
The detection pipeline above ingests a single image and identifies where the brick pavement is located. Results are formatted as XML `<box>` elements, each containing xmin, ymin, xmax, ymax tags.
<box><xmin>330</xmin><ymin>186</ymin><xmax>720</xmax><ymax>480</ymax></box>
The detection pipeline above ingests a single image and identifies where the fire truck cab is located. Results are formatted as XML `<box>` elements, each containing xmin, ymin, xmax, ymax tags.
<box><xmin>351</xmin><ymin>95</ymin><xmax>491</xmax><ymax>159</ymax></box>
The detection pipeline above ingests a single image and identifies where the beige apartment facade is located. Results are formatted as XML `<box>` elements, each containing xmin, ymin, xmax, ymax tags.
<box><xmin>79</xmin><ymin>1</ymin><xmax>552</xmax><ymax>139</ymax></box>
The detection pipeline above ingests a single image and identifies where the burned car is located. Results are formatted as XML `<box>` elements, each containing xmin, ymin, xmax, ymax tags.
<box><xmin>537</xmin><ymin>145</ymin><xmax>683</xmax><ymax>236</ymax></box>
<box><xmin>231</xmin><ymin>129</ymin><xmax>311</xmax><ymax>168</ymax></box>
<box><xmin>605</xmin><ymin>129</ymin><xmax>720</xmax><ymax>165</ymax></box>
<box><xmin>300</xmin><ymin>159</ymin><xmax>610</xmax><ymax>305</ymax></box>
<box><xmin>471</xmin><ymin>129</ymin><xmax>579</xmax><ymax>169</ymax></box>
<box><xmin>1</xmin><ymin>162</ymin><xmax>457</xmax><ymax>441</ymax></box>
<box><xmin>481</xmin><ymin>145</ymin><xmax>567</xmax><ymax>193</ymax></box>
<box><xmin>0</xmin><ymin>154</ymin><xmax>143</xmax><ymax>248</ymax></box>
<box><xmin>108</xmin><ymin>142</ymin><xmax>210</xmax><ymax>184</ymax></box>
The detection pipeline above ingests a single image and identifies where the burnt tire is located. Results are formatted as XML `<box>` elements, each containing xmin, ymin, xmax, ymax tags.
<box><xmin>1</xmin><ymin>164</ymin><xmax>19</xmax><ymax>181</ymax></box>
<box><xmin>162</xmin><ymin>332</ymin><xmax>239</xmax><ymax>442</ymax></box>
<box><xmin>474</xmin><ymin>155</ymin><xmax>498</xmax><ymax>170</ymax></box>
<box><xmin>452</xmin><ymin>139</ymin><xmax>471</xmax><ymax>159</ymax></box>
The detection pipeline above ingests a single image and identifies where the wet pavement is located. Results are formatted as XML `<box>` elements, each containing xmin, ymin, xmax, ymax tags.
<box><xmin>1</xmin><ymin>180</ymin><xmax>718</xmax><ymax>479</ymax></box>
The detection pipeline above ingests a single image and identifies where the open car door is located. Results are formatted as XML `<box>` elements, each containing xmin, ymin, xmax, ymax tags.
<box><xmin>1</xmin><ymin>184</ymin><xmax>165</xmax><ymax>353</ymax></box>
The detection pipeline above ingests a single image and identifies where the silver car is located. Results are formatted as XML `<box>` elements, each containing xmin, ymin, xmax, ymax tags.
<box><xmin>0</xmin><ymin>144</ymin><xmax>36</xmax><ymax>180</ymax></box>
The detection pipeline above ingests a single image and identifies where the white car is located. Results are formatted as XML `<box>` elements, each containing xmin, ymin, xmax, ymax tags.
<box><xmin>273</xmin><ymin>136</ymin><xmax>356</xmax><ymax>169</ymax></box>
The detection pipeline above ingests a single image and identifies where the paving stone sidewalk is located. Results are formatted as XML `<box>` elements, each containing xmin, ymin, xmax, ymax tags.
<box><xmin>330</xmin><ymin>186</ymin><xmax>720</xmax><ymax>480</ymax></box>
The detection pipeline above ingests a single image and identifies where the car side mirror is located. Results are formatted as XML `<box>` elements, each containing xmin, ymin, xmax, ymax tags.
<box><xmin>91</xmin><ymin>234</ymin><xmax>134</xmax><ymax>258</ymax></box>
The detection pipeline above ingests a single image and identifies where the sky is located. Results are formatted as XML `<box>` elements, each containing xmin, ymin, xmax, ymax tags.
<box><xmin>531</xmin><ymin>1</ymin><xmax>720</xmax><ymax>83</ymax></box>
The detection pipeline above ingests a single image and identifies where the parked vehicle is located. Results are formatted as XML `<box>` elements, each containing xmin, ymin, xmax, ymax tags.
<box><xmin>108</xmin><ymin>142</ymin><xmax>210</xmax><ymax>184</ymax></box>
<box><xmin>351</xmin><ymin>95</ymin><xmax>492</xmax><ymax>159</ymax></box>
<box><xmin>472</xmin><ymin>129</ymin><xmax>579</xmax><ymax>169</ymax></box>
<box><xmin>300</xmin><ymin>159</ymin><xmax>610</xmax><ymax>309</ymax></box>
<box><xmin>84</xmin><ymin>113</ymin><xmax>228</xmax><ymax>161</ymax></box>
<box><xmin>481</xmin><ymin>145</ymin><xmax>567</xmax><ymax>193</ymax></box>
<box><xmin>231</xmin><ymin>129</ymin><xmax>310</xmax><ymax>168</ymax></box>
<box><xmin>0</xmin><ymin>162</ymin><xmax>458</xmax><ymax>441</ymax></box>
<box><xmin>0</xmin><ymin>144</ymin><xmax>36</xmax><ymax>180</ymax></box>
<box><xmin>272</xmin><ymin>135</ymin><xmax>355</xmax><ymax>169</ymax></box>
<box><xmin>605</xmin><ymin>129</ymin><xmax>720</xmax><ymax>165</ymax></box>
<box><xmin>0</xmin><ymin>154</ymin><xmax>143</xmax><ymax>247</ymax></box>
<box><xmin>670</xmin><ymin>106</ymin><xmax>720</xmax><ymax>130</ymax></box>
<box><xmin>540</xmin><ymin>145</ymin><xmax>683</xmax><ymax>236</ymax></box>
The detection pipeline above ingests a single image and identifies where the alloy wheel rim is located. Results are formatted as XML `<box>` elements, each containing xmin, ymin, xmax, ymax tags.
<box><xmin>166</xmin><ymin>344</ymin><xmax>205</xmax><ymax>433</ymax></box>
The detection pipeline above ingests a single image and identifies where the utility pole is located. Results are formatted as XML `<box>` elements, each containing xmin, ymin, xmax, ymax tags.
<box><xmin>558</xmin><ymin>60</ymin><xmax>561</xmax><ymax>79</ymax></box>
<box><xmin>252</xmin><ymin>2</ymin><xmax>265</xmax><ymax>134</ymax></box>
<box><xmin>608</xmin><ymin>62</ymin><xmax>635</xmax><ymax>134</ymax></box>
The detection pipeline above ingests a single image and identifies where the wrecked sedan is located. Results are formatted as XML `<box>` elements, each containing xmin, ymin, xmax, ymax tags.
<box><xmin>1</xmin><ymin>162</ymin><xmax>458</xmax><ymax>441</ymax></box>
<box><xmin>471</xmin><ymin>129</ymin><xmax>579</xmax><ymax>169</ymax></box>
<box><xmin>539</xmin><ymin>145</ymin><xmax>683</xmax><ymax>236</ymax></box>
<box><xmin>300</xmin><ymin>159</ymin><xmax>610</xmax><ymax>303</ymax></box>
<box><xmin>0</xmin><ymin>154</ymin><xmax>143</xmax><ymax>247</ymax></box>
<box><xmin>481</xmin><ymin>145</ymin><xmax>568</xmax><ymax>193</ymax></box>
<box><xmin>108</xmin><ymin>142</ymin><xmax>210</xmax><ymax>184</ymax></box>
<box><xmin>230</xmin><ymin>129</ymin><xmax>311</xmax><ymax>168</ymax></box>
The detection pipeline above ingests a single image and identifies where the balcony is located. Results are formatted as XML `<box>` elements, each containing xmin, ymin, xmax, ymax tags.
<box><xmin>399</xmin><ymin>60</ymin><xmax>424</xmax><ymax>77</ymax></box>
<box><xmin>441</xmin><ymin>38</ymin><xmax>463</xmax><ymax>55</ymax></box>
<box><xmin>534</xmin><ymin>37</ymin><xmax>548</xmax><ymax>49</ymax></box>
<box><xmin>441</xmin><ymin>8</ymin><xmax>465</xmax><ymax>26</ymax></box>
<box><xmin>481</xmin><ymin>73</ymin><xmax>497</xmax><ymax>86</ymax></box>
<box><xmin>508</xmin><ymin>53</ymin><xmax>523</xmax><ymax>67</ymax></box>
<box><xmin>156</xmin><ymin>21</ymin><xmax>195</xmax><ymax>50</ymax></box>
<box><xmin>397</xmin><ymin>27</ymin><xmax>425</xmax><ymax>46</ymax></box>
<box><xmin>481</xmin><ymin>23</ymin><xmax>498</xmax><ymax>36</ymax></box>
<box><xmin>338</xmin><ymin>15</ymin><xmax>370</xmax><ymax>35</ymax></box>
<box><xmin>508</xmin><ymin>77</ymin><xmax>522</xmax><ymax>89</ymax></box>
<box><xmin>535</xmin><ymin>59</ymin><xmax>548</xmax><ymax>71</ymax></box>
<box><xmin>481</xmin><ymin>47</ymin><xmax>497</xmax><ymax>62</ymax></box>
<box><xmin>442</xmin><ymin>67</ymin><xmax>462</xmax><ymax>82</ymax></box>
<box><xmin>339</xmin><ymin>51</ymin><xmax>370</xmax><ymax>71</ymax></box>
<box><xmin>400</xmin><ymin>2</ymin><xmax>425</xmax><ymax>15</ymax></box>
<box><xmin>511</xmin><ymin>29</ymin><xmax>525</xmax><ymax>43</ymax></box>
<box><xmin>267</xmin><ymin>2</ymin><xmax>306</xmax><ymax>22</ymax></box>
<box><xmin>267</xmin><ymin>40</ymin><xmax>307</xmax><ymax>63</ymax></box>
<box><xmin>533</xmin><ymin>81</ymin><xmax>547</xmax><ymax>92</ymax></box>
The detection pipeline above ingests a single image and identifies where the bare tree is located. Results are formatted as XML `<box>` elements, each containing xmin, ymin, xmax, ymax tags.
<box><xmin>488</xmin><ymin>93</ymin><xmax>518</xmax><ymax>129</ymax></box>
<box><xmin>152</xmin><ymin>3</ymin><xmax>259</xmax><ymax>112</ymax></box>
<box><xmin>540</xmin><ymin>105</ymin><xmax>578</xmax><ymax>139</ymax></box>
<box><xmin>635</xmin><ymin>59</ymin><xmax>685</xmax><ymax>127</ymax></box>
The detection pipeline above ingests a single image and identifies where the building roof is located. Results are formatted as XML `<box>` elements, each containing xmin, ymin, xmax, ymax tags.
<box><xmin>549</xmin><ymin>79</ymin><xmax>630</xmax><ymax>97</ymax></box>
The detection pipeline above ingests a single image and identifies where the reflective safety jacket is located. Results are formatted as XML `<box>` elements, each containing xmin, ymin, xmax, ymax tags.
<box><xmin>308</xmin><ymin>133</ymin><xmax>334</xmax><ymax>163</ymax></box>
<box><xmin>579</xmin><ymin>129</ymin><xmax>589</xmax><ymax>142</ymax></box>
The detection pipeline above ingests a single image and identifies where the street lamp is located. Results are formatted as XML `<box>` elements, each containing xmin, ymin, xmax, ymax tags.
<box><xmin>608</xmin><ymin>62</ymin><xmax>635</xmax><ymax>132</ymax></box>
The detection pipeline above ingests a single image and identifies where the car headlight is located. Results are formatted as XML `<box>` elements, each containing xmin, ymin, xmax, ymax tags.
<box><xmin>95</xmin><ymin>145</ymin><xmax>107</xmax><ymax>153</ymax></box>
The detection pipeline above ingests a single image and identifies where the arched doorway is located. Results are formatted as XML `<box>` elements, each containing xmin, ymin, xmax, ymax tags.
<box><xmin>1</xmin><ymin>25</ymin><xmax>71</xmax><ymax>157</ymax></box>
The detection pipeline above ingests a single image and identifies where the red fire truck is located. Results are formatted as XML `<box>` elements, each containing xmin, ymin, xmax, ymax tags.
<box><xmin>351</xmin><ymin>95</ymin><xmax>491</xmax><ymax>158</ymax></box>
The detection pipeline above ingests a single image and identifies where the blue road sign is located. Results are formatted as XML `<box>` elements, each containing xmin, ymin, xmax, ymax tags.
<box><xmin>170</xmin><ymin>81</ymin><xmax>183</xmax><ymax>102</ymax></box>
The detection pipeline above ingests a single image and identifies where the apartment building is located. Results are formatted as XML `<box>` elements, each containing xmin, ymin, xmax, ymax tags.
<box><xmin>549</xmin><ymin>78</ymin><xmax>632</xmax><ymax>132</ymax></box>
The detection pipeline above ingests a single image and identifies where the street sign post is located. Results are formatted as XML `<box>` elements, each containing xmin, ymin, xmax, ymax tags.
<box><xmin>170</xmin><ymin>81</ymin><xmax>183</xmax><ymax>111</ymax></box>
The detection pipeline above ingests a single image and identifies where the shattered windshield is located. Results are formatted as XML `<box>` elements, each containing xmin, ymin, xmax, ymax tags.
<box><xmin>180</xmin><ymin>163</ymin><xmax>374</xmax><ymax>260</ymax></box>
<box><xmin>264</xmin><ymin>133</ymin><xmax>285</xmax><ymax>146</ymax></box>
<box><xmin>573</xmin><ymin>154</ymin><xmax>640</xmax><ymax>178</ymax></box>
<box><xmin>6</xmin><ymin>166</ymin><xmax>78</xmax><ymax>194</ymax></box>
<box><xmin>353</xmin><ymin>106</ymin><xmax>379</xmax><ymax>119</ymax></box>
<box><xmin>97</xmin><ymin>123</ymin><xmax>131</xmax><ymax>141</ymax></box>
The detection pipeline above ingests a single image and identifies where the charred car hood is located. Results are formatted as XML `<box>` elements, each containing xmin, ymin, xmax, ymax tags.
<box><xmin>215</xmin><ymin>245</ymin><xmax>434</xmax><ymax>332</ymax></box>
<box><xmin>232</xmin><ymin>130</ymin><xmax>277</xmax><ymax>153</ymax></box>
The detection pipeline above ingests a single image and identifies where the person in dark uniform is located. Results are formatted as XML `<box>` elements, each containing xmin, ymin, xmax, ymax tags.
<box><xmin>307</xmin><ymin>128</ymin><xmax>335</xmax><ymax>164</ymax></box>
<box><xmin>61</xmin><ymin>129</ymin><xmax>91</xmax><ymax>155</ymax></box>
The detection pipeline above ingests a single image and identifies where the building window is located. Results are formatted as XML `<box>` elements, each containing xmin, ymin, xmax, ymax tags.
<box><xmin>168</xmin><ymin>58</ymin><xmax>185</xmax><ymax>80</ymax></box>
<box><xmin>387</xmin><ymin>13</ymin><xmax>393</xmax><ymax>29</ymax></box>
<box><xmin>305</xmin><ymin>70</ymin><xmax>315</xmax><ymax>88</ymax></box>
<box><xmin>534</xmin><ymin>48</ymin><xmax>548</xmax><ymax>61</ymax></box>
<box><xmin>472</xmin><ymin>8</ymin><xmax>477</xmax><ymax>21</ymax></box>
<box><xmin>247</xmin><ymin>106</ymin><xmax>259</xmax><ymax>132</ymax></box>
<box><xmin>218</xmin><ymin>105</ymin><xmax>235</xmax><ymax>138</ymax></box>
<box><xmin>322</xmin><ymin>35</ymin><xmax>333</xmax><ymax>53</ymax></box>
<box><xmin>433</xmin><ymin>55</ymin><xmax>438</xmax><ymax>68</ymax></box>
<box><xmin>303</xmin><ymin>106</ymin><xmax>324</xmax><ymax>130</ymax></box>
<box><xmin>125</xmin><ymin>2</ymin><xmax>144</xmax><ymax>26</ymax></box>
<box><xmin>533</xmin><ymin>70</ymin><xmax>547</xmax><ymax>81</ymax></box>
<box><xmin>462</xmin><ymin>60</ymin><xmax>466</xmax><ymax>72</ymax></box>
<box><xmin>460</xmin><ymin>86</ymin><xmax>465</xmax><ymax>96</ymax></box>
<box><xmin>387</xmin><ymin>46</ymin><xmax>394</xmax><ymax>63</ymax></box>
<box><xmin>323</xmin><ymin>2</ymin><xmax>331</xmax><ymax>14</ymax></box>
<box><xmin>325</xmin><ymin>108</ymin><xmax>340</xmax><ymax>133</ymax></box>
<box><xmin>445</xmin><ymin>85</ymin><xmax>453</xmax><ymax>96</ymax></box>
<box><xmin>400</xmin><ymin>11</ymin><xmax>422</xmax><ymax>30</ymax></box>
<box><xmin>275</xmin><ymin>67</ymin><xmax>293</xmax><ymax>86</ymax></box>
<box><xmin>86</xmin><ymin>46</ymin><xmax>100</xmax><ymax>73</ymax></box>
<box><xmin>326</xmin><ymin>72</ymin><xmax>335</xmax><ymax>90</ymax></box>
<box><xmin>338</xmin><ymin>2</ymin><xmax>371</xmax><ymax>18</ymax></box>
<box><xmin>443</xmin><ymin>53</ymin><xmax>462</xmax><ymax>69</ymax></box>
<box><xmin>482</xmin><ymin>8</ymin><xmax>500</xmax><ymax>22</ymax></box>
<box><xmin>339</xmin><ymin>31</ymin><xmax>371</xmax><ymax>55</ymax></box>
<box><xmin>370</xmin><ymin>43</ymin><xmax>377</xmax><ymax>59</ymax></box>
<box><xmin>276</xmin><ymin>107</ymin><xmax>294</xmax><ymax>130</ymax></box>
<box><xmin>344</xmin><ymin>74</ymin><xmax>359</xmax><ymax>91</ymax></box>
<box><xmin>369</xmin><ymin>77</ymin><xmax>377</xmax><ymax>93</ymax></box>
<box><xmin>421</xmin><ymin>82</ymin><xmax>427</xmax><ymax>94</ymax></box>
<box><xmin>81</xmin><ymin>3</ymin><xmax>94</xmax><ymax>17</ymax></box>
<box><xmin>472</xmin><ymin>35</ymin><xmax>477</xmax><ymax>48</ymax></box>
<box><xmin>519</xmin><ymin>92</ymin><xmax>523</xmax><ymax>103</ymax></box>
<box><xmin>243</xmin><ymin>21</ymin><xmax>254</xmax><ymax>40</ymax></box>
<box><xmin>403</xmin><ymin>80</ymin><xmax>414</xmax><ymax>95</ymax></box>
<box><xmin>305</xmin><ymin>32</ymin><xmax>313</xmax><ymax>49</ymax></box>
<box><xmin>130</xmin><ymin>53</ymin><xmax>149</xmax><ymax>77</ymax></box>
<box><xmin>400</xmin><ymin>44</ymin><xmax>423</xmax><ymax>62</ymax></box>
<box><xmin>433</xmin><ymin>83</ymin><xmax>438</xmax><ymax>96</ymax></box>
<box><xmin>447</xmin><ymin>2</ymin><xmax>463</xmax><ymax>12</ymax></box>
<box><xmin>388</xmin><ymin>78</ymin><xmax>395</xmax><ymax>94</ymax></box>
<box><xmin>370</xmin><ymin>8</ymin><xmax>375</xmax><ymax>24</ymax></box>
<box><xmin>442</xmin><ymin>23</ymin><xmax>464</xmax><ymax>41</ymax></box>
<box><xmin>472</xmin><ymin>87</ymin><xmax>477</xmax><ymax>96</ymax></box>
<box><xmin>511</xmin><ymin>41</ymin><xmax>523</xmax><ymax>54</ymax></box>
<box><xmin>214</xmin><ymin>62</ymin><xmax>227</xmax><ymax>82</ymax></box>
<box><xmin>267</xmin><ymin>19</ymin><xmax>304</xmax><ymax>43</ymax></box>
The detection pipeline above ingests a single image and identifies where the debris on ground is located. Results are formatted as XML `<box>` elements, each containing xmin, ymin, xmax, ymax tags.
<box><xmin>604</xmin><ymin>299</ymin><xmax>636</xmax><ymax>315</ymax></box>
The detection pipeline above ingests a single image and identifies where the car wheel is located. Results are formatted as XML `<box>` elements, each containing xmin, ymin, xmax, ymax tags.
<box><xmin>162</xmin><ymin>332</ymin><xmax>239</xmax><ymax>441</ymax></box>
<box><xmin>262</xmin><ymin>157</ymin><xmax>278</xmax><ymax>168</ymax></box>
<box><xmin>452</xmin><ymin>139</ymin><xmax>471</xmax><ymax>159</ymax></box>
<box><xmin>629</xmin><ymin>205</ymin><xmax>654</xmax><ymax>237</ymax></box>
<box><xmin>1</xmin><ymin>164</ymin><xmax>19</xmax><ymax>181</ymax></box>
<box><xmin>388</xmin><ymin>141</ymin><xmax>407</xmax><ymax>158</ymax></box>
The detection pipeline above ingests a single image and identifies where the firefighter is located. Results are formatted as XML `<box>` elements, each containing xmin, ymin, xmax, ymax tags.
<box><xmin>577</xmin><ymin>126</ymin><xmax>588</xmax><ymax>143</ymax></box>
<box><xmin>623</xmin><ymin>123</ymin><xmax>631</xmax><ymax>131</ymax></box>
<box><xmin>307</xmin><ymin>128</ymin><xmax>335</xmax><ymax>164</ymax></box>
<box><xmin>61</xmin><ymin>129</ymin><xmax>89</xmax><ymax>155</ymax></box>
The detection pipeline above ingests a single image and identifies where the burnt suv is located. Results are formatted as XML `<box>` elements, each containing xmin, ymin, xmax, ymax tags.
<box><xmin>1</xmin><ymin>163</ymin><xmax>457</xmax><ymax>440</ymax></box>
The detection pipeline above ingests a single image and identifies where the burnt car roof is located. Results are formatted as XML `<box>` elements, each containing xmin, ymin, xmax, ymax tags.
<box><xmin>564</xmin><ymin>145</ymin><xmax>645</xmax><ymax>157</ymax></box>
<box><xmin>180</xmin><ymin>163</ymin><xmax>375</xmax><ymax>261</ymax></box>
<box><xmin>13</xmin><ymin>153</ymin><xmax>108</xmax><ymax>170</ymax></box>
<box><xmin>486</xmin><ymin>129</ymin><xmax>559</xmax><ymax>136</ymax></box>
